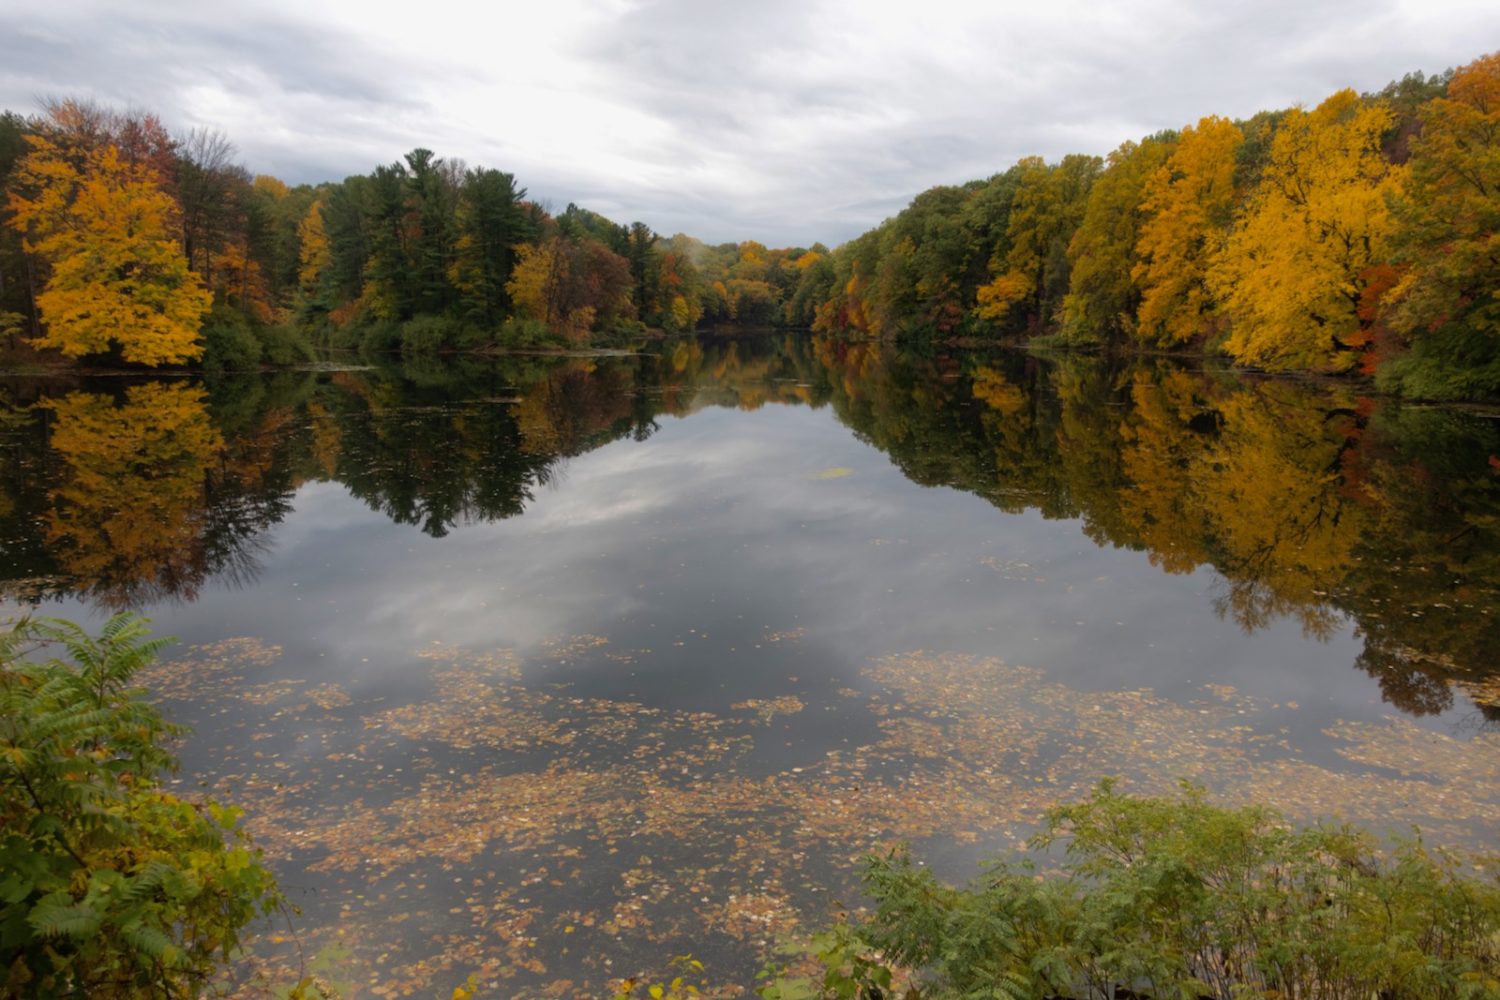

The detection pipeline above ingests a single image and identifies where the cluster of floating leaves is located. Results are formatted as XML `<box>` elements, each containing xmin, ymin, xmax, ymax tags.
<box><xmin>142</xmin><ymin>636</ymin><xmax>1499</xmax><ymax>999</ymax></box>
<box><xmin>730</xmin><ymin>697</ymin><xmax>805</xmax><ymax>723</ymax></box>
<box><xmin>137</xmin><ymin>636</ymin><xmax>282</xmax><ymax>700</ymax></box>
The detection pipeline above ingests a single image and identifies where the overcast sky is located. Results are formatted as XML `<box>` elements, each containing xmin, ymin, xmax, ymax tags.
<box><xmin>2</xmin><ymin>1</ymin><xmax>1494</xmax><ymax>246</ymax></box>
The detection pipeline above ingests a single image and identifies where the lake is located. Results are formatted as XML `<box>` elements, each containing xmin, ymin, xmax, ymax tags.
<box><xmin>2</xmin><ymin>334</ymin><xmax>1498</xmax><ymax>997</ymax></box>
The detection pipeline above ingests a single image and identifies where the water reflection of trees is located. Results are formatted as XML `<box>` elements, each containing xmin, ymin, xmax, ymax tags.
<box><xmin>816</xmin><ymin>344</ymin><xmax>1500</xmax><ymax>718</ymax></box>
<box><xmin>1</xmin><ymin>337</ymin><xmax>1496</xmax><ymax>716</ymax></box>
<box><xmin>1</xmin><ymin>381</ymin><xmax>303</xmax><ymax>608</ymax></box>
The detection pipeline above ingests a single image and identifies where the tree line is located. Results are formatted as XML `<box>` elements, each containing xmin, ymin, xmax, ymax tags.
<box><xmin>0</xmin><ymin>99</ymin><xmax>828</xmax><ymax>370</ymax></box>
<box><xmin>798</xmin><ymin>51</ymin><xmax>1500</xmax><ymax>399</ymax></box>
<box><xmin>1</xmin><ymin>50</ymin><xmax>1496</xmax><ymax>395</ymax></box>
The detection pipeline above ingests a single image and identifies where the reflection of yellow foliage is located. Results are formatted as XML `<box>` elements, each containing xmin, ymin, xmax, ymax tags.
<box><xmin>1199</xmin><ymin>389</ymin><xmax>1367</xmax><ymax>634</ymax></box>
<box><xmin>969</xmin><ymin>366</ymin><xmax>1025</xmax><ymax>416</ymax></box>
<box><xmin>42</xmin><ymin>383</ymin><xmax>223</xmax><ymax>605</ymax></box>
<box><xmin>669</xmin><ymin>339</ymin><xmax>700</xmax><ymax>375</ymax></box>
<box><xmin>223</xmin><ymin>407</ymin><xmax>293</xmax><ymax>490</ymax></box>
<box><xmin>1117</xmin><ymin>371</ymin><xmax>1213</xmax><ymax>573</ymax></box>
<box><xmin>307</xmin><ymin>400</ymin><xmax>342</xmax><ymax>478</ymax></box>
<box><xmin>512</xmin><ymin>366</ymin><xmax>594</xmax><ymax>455</ymax></box>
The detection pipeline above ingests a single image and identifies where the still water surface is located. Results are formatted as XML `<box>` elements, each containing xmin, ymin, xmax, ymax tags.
<box><xmin>2</xmin><ymin>335</ymin><xmax>1498</xmax><ymax>996</ymax></box>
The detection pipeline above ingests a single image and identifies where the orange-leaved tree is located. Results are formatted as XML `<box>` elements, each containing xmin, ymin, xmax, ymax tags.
<box><xmin>7</xmin><ymin>137</ymin><xmax>209</xmax><ymax>365</ymax></box>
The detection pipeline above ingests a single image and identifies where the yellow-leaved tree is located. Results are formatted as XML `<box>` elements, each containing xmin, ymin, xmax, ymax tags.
<box><xmin>7</xmin><ymin>138</ymin><xmax>209</xmax><ymax>365</ymax></box>
<box><xmin>1209</xmin><ymin>90</ymin><xmax>1403</xmax><ymax>372</ymax></box>
<box><xmin>1059</xmin><ymin>136</ymin><xmax>1175</xmax><ymax>344</ymax></box>
<box><xmin>975</xmin><ymin>155</ymin><xmax>1100</xmax><ymax>331</ymax></box>
<box><xmin>506</xmin><ymin>239</ymin><xmax>562</xmax><ymax>326</ymax></box>
<box><xmin>297</xmin><ymin>199</ymin><xmax>331</xmax><ymax>302</ymax></box>
<box><xmin>1132</xmin><ymin>116</ymin><xmax>1242</xmax><ymax>347</ymax></box>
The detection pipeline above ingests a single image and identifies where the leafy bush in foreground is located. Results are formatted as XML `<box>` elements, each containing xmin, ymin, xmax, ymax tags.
<box><xmin>767</xmin><ymin>781</ymin><xmax>1500</xmax><ymax>1000</ymax></box>
<box><xmin>0</xmin><ymin>614</ymin><xmax>282</xmax><ymax>998</ymax></box>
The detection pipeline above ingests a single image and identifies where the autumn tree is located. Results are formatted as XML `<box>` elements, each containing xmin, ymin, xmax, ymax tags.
<box><xmin>507</xmin><ymin>234</ymin><xmax>632</xmax><ymax>342</ymax></box>
<box><xmin>1209</xmin><ymin>91</ymin><xmax>1403</xmax><ymax>372</ymax></box>
<box><xmin>1059</xmin><ymin>135</ymin><xmax>1175</xmax><ymax>344</ymax></box>
<box><xmin>975</xmin><ymin>154</ymin><xmax>1101</xmax><ymax>332</ymax></box>
<box><xmin>177</xmin><ymin>136</ymin><xmax>289</xmax><ymax>327</ymax></box>
<box><xmin>7</xmin><ymin>138</ymin><xmax>209</xmax><ymax>364</ymax></box>
<box><xmin>25</xmin><ymin>99</ymin><xmax>177</xmax><ymax>189</ymax></box>
<box><xmin>507</xmin><ymin>239</ymin><xmax>562</xmax><ymax>329</ymax></box>
<box><xmin>872</xmin><ymin>186</ymin><xmax>972</xmax><ymax>335</ymax></box>
<box><xmin>1381</xmin><ymin>51</ymin><xmax>1500</xmax><ymax>398</ymax></box>
<box><xmin>1132</xmin><ymin>116</ymin><xmax>1242</xmax><ymax>347</ymax></box>
<box><xmin>784</xmin><ymin>247</ymin><xmax>834</xmax><ymax>328</ymax></box>
<box><xmin>657</xmin><ymin>238</ymin><xmax>707</xmax><ymax>332</ymax></box>
<box><xmin>248</xmin><ymin>173</ymin><xmax>316</xmax><ymax>309</ymax></box>
<box><xmin>297</xmin><ymin>198</ymin><xmax>331</xmax><ymax>315</ymax></box>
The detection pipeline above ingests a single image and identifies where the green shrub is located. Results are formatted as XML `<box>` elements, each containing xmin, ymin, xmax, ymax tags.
<box><xmin>1376</xmin><ymin>323</ymin><xmax>1500</xmax><ymax>401</ymax></box>
<box><xmin>780</xmin><ymin>781</ymin><xmax>1500</xmax><ymax>1000</ymax></box>
<box><xmin>399</xmin><ymin>314</ymin><xmax>458</xmax><ymax>355</ymax></box>
<box><xmin>0</xmin><ymin>614</ymin><xmax>282</xmax><ymax>998</ymax></box>
<box><xmin>327</xmin><ymin>319</ymin><xmax>369</xmax><ymax>352</ymax></box>
<box><xmin>200</xmin><ymin>302</ymin><xmax>263</xmax><ymax>373</ymax></box>
<box><xmin>497</xmin><ymin>316</ymin><xmax>563</xmax><ymax>348</ymax></box>
<box><xmin>255</xmin><ymin>323</ymin><xmax>316</xmax><ymax>366</ymax></box>
<box><xmin>357</xmin><ymin>319</ymin><xmax>402</xmax><ymax>356</ymax></box>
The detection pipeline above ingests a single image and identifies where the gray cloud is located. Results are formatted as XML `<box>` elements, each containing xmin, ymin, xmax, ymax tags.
<box><xmin>2</xmin><ymin>0</ymin><xmax>1493</xmax><ymax>246</ymax></box>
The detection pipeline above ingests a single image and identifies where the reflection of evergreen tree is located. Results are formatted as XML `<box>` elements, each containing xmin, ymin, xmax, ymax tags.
<box><xmin>0</xmin><ymin>385</ymin><xmax>67</xmax><ymax>598</ymax></box>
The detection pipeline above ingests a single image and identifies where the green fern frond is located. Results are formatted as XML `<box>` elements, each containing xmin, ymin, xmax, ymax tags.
<box><xmin>26</xmin><ymin>893</ymin><xmax>101</xmax><ymax>940</ymax></box>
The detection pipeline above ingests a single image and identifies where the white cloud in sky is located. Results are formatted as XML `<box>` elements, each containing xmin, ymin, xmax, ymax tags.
<box><xmin>1</xmin><ymin>0</ymin><xmax>1493</xmax><ymax>245</ymax></box>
